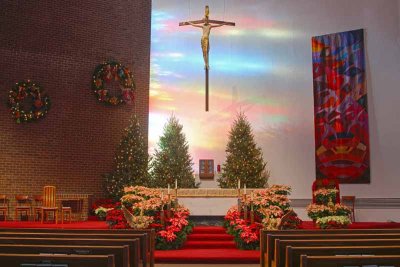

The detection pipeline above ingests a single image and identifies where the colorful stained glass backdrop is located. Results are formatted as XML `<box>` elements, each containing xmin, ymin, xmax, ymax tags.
<box><xmin>312</xmin><ymin>29</ymin><xmax>370</xmax><ymax>183</ymax></box>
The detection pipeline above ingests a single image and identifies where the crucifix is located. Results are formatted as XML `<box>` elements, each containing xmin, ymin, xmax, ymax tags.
<box><xmin>179</xmin><ymin>5</ymin><xmax>235</xmax><ymax>111</ymax></box>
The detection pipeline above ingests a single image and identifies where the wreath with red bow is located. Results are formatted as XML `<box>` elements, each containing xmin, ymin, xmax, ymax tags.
<box><xmin>8</xmin><ymin>80</ymin><xmax>51</xmax><ymax>123</ymax></box>
<box><xmin>92</xmin><ymin>61</ymin><xmax>135</xmax><ymax>105</ymax></box>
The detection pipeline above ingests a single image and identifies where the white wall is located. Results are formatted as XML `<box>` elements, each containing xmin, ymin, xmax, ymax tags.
<box><xmin>152</xmin><ymin>0</ymin><xmax>400</xmax><ymax>221</ymax></box>
<box><xmin>256</xmin><ymin>0</ymin><xmax>400</xmax><ymax>199</ymax></box>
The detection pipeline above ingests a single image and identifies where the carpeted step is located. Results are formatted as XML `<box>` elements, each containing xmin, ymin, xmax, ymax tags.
<box><xmin>191</xmin><ymin>226</ymin><xmax>227</xmax><ymax>234</ymax></box>
<box><xmin>187</xmin><ymin>233</ymin><xmax>233</xmax><ymax>241</ymax></box>
<box><xmin>184</xmin><ymin>240</ymin><xmax>237</xmax><ymax>249</ymax></box>
<box><xmin>155</xmin><ymin>248</ymin><xmax>260</xmax><ymax>264</ymax></box>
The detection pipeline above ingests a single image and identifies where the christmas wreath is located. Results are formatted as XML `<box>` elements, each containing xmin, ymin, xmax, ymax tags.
<box><xmin>8</xmin><ymin>80</ymin><xmax>51</xmax><ymax>123</ymax></box>
<box><xmin>92</xmin><ymin>61</ymin><xmax>135</xmax><ymax>105</ymax></box>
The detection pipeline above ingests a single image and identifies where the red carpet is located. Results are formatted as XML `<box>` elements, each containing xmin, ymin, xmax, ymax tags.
<box><xmin>155</xmin><ymin>226</ymin><xmax>260</xmax><ymax>264</ymax></box>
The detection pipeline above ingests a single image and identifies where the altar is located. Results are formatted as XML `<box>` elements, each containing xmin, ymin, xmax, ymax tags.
<box><xmin>160</xmin><ymin>188</ymin><xmax>251</xmax><ymax>216</ymax></box>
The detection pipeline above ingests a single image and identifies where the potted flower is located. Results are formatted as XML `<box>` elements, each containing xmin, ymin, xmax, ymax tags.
<box><xmin>316</xmin><ymin>215</ymin><xmax>351</xmax><ymax>229</ymax></box>
<box><xmin>313</xmin><ymin>188</ymin><xmax>338</xmax><ymax>204</ymax></box>
<box><xmin>306</xmin><ymin>203</ymin><xmax>331</xmax><ymax>221</ymax></box>
<box><xmin>95</xmin><ymin>206</ymin><xmax>114</xmax><ymax>220</ymax></box>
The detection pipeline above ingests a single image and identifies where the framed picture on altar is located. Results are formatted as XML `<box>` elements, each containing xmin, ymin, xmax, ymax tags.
<box><xmin>199</xmin><ymin>159</ymin><xmax>214</xmax><ymax>179</ymax></box>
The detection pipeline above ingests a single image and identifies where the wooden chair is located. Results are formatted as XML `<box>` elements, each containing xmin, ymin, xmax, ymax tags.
<box><xmin>41</xmin><ymin>186</ymin><xmax>58</xmax><ymax>224</ymax></box>
<box><xmin>0</xmin><ymin>195</ymin><xmax>8</xmax><ymax>221</ymax></box>
<box><xmin>14</xmin><ymin>195</ymin><xmax>31</xmax><ymax>221</ymax></box>
<box><xmin>33</xmin><ymin>195</ymin><xmax>43</xmax><ymax>222</ymax></box>
<box><xmin>341</xmin><ymin>195</ymin><xmax>356</xmax><ymax>222</ymax></box>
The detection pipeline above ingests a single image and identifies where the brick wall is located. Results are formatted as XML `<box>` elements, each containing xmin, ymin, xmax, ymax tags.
<box><xmin>0</xmin><ymin>0</ymin><xmax>151</xmax><ymax>219</ymax></box>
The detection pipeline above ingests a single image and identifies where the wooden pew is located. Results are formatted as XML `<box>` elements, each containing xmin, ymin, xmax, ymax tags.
<box><xmin>300</xmin><ymin>254</ymin><xmax>400</xmax><ymax>267</ymax></box>
<box><xmin>0</xmin><ymin>253</ymin><xmax>115</xmax><ymax>267</ymax></box>
<box><xmin>0</xmin><ymin>244</ymin><xmax>129</xmax><ymax>267</ymax></box>
<box><xmin>260</xmin><ymin>228</ymin><xmax>400</xmax><ymax>267</ymax></box>
<box><xmin>0</xmin><ymin>236</ymin><xmax>139</xmax><ymax>267</ymax></box>
<box><xmin>286</xmin><ymin>245</ymin><xmax>400</xmax><ymax>267</ymax></box>
<box><xmin>0</xmin><ymin>227</ymin><xmax>155</xmax><ymax>267</ymax></box>
<box><xmin>0</xmin><ymin>231</ymin><xmax>148</xmax><ymax>267</ymax></box>
<box><xmin>276</xmin><ymin>239</ymin><xmax>400</xmax><ymax>267</ymax></box>
<box><xmin>273</xmin><ymin>233</ymin><xmax>400</xmax><ymax>267</ymax></box>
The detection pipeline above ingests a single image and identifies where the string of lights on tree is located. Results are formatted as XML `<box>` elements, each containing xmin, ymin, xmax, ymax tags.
<box><xmin>104</xmin><ymin>115</ymin><xmax>149</xmax><ymax>199</ymax></box>
<box><xmin>218</xmin><ymin>112</ymin><xmax>270</xmax><ymax>188</ymax></box>
<box><xmin>150</xmin><ymin>115</ymin><xmax>197</xmax><ymax>188</ymax></box>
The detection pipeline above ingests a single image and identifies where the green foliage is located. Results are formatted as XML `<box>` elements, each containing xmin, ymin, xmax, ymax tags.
<box><xmin>104</xmin><ymin>115</ymin><xmax>149</xmax><ymax>199</ymax></box>
<box><xmin>218</xmin><ymin>112</ymin><xmax>270</xmax><ymax>188</ymax></box>
<box><xmin>150</xmin><ymin>115</ymin><xmax>197</xmax><ymax>188</ymax></box>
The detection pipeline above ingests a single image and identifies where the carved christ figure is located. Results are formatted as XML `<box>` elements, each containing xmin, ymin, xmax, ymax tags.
<box><xmin>179</xmin><ymin>6</ymin><xmax>235</xmax><ymax>111</ymax></box>
<box><xmin>188</xmin><ymin>16</ymin><xmax>228</xmax><ymax>69</ymax></box>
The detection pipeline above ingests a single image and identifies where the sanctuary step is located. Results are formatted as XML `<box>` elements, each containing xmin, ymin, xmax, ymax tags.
<box><xmin>189</xmin><ymin>215</ymin><xmax>225</xmax><ymax>226</ymax></box>
<box><xmin>155</xmin><ymin>226</ymin><xmax>259</xmax><ymax>264</ymax></box>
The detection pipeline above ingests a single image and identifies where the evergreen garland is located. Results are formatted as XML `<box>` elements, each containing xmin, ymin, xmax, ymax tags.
<box><xmin>150</xmin><ymin>115</ymin><xmax>197</xmax><ymax>188</ymax></box>
<box><xmin>104</xmin><ymin>115</ymin><xmax>149</xmax><ymax>199</ymax></box>
<box><xmin>218</xmin><ymin>112</ymin><xmax>270</xmax><ymax>188</ymax></box>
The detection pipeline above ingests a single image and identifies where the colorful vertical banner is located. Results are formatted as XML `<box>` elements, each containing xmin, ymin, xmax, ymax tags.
<box><xmin>312</xmin><ymin>29</ymin><xmax>370</xmax><ymax>183</ymax></box>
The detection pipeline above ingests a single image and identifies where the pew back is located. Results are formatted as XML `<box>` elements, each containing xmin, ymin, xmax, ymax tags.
<box><xmin>0</xmin><ymin>231</ymin><xmax>147</xmax><ymax>267</ymax></box>
<box><xmin>286</xmin><ymin>245</ymin><xmax>400</xmax><ymax>267</ymax></box>
<box><xmin>274</xmin><ymin>233</ymin><xmax>400</xmax><ymax>267</ymax></box>
<box><xmin>0</xmin><ymin>236</ymin><xmax>139</xmax><ymax>267</ymax></box>
<box><xmin>0</xmin><ymin>227</ymin><xmax>155</xmax><ymax>267</ymax></box>
<box><xmin>260</xmin><ymin>228</ymin><xmax>400</xmax><ymax>267</ymax></box>
<box><xmin>300</xmin><ymin>255</ymin><xmax>400</xmax><ymax>267</ymax></box>
<box><xmin>0</xmin><ymin>243</ymin><xmax>129</xmax><ymax>267</ymax></box>
<box><xmin>277</xmin><ymin>238</ymin><xmax>400</xmax><ymax>267</ymax></box>
<box><xmin>0</xmin><ymin>253</ymin><xmax>115</xmax><ymax>267</ymax></box>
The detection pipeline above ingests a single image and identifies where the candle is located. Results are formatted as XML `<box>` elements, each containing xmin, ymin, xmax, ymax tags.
<box><xmin>168</xmin><ymin>184</ymin><xmax>170</xmax><ymax>194</ymax></box>
<box><xmin>238</xmin><ymin>179</ymin><xmax>241</xmax><ymax>189</ymax></box>
<box><xmin>175</xmin><ymin>179</ymin><xmax>178</xmax><ymax>189</ymax></box>
<box><xmin>251</xmin><ymin>192</ymin><xmax>254</xmax><ymax>201</ymax></box>
<box><xmin>244</xmin><ymin>184</ymin><xmax>247</xmax><ymax>194</ymax></box>
<box><xmin>161</xmin><ymin>191</ymin><xmax>164</xmax><ymax>201</ymax></box>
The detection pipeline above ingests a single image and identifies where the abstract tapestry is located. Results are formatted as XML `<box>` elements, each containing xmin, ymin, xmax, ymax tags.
<box><xmin>312</xmin><ymin>29</ymin><xmax>369</xmax><ymax>183</ymax></box>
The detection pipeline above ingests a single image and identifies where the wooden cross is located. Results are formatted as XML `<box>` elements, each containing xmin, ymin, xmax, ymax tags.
<box><xmin>179</xmin><ymin>6</ymin><xmax>235</xmax><ymax>111</ymax></box>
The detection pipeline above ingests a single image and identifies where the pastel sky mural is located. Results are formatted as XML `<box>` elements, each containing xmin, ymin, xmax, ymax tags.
<box><xmin>149</xmin><ymin>0</ymin><xmax>314</xmax><ymax>179</ymax></box>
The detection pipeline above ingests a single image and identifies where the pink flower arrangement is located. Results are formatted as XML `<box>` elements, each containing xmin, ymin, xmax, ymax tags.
<box><xmin>225</xmin><ymin>184</ymin><xmax>301</xmax><ymax>250</ymax></box>
<box><xmin>105</xmin><ymin>185</ymin><xmax>193</xmax><ymax>250</ymax></box>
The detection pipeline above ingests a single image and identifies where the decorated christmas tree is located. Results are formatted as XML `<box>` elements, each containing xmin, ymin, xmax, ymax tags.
<box><xmin>218</xmin><ymin>112</ymin><xmax>270</xmax><ymax>188</ymax></box>
<box><xmin>150</xmin><ymin>115</ymin><xmax>197</xmax><ymax>188</ymax></box>
<box><xmin>104</xmin><ymin>115</ymin><xmax>149</xmax><ymax>199</ymax></box>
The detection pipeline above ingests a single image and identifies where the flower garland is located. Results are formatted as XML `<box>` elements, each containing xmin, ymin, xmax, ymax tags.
<box><xmin>92</xmin><ymin>61</ymin><xmax>135</xmax><ymax>105</ymax></box>
<box><xmin>8</xmin><ymin>80</ymin><xmax>51</xmax><ymax>123</ymax></box>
